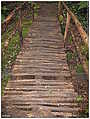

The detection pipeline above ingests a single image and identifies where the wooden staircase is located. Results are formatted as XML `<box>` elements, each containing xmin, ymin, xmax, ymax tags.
<box><xmin>2</xmin><ymin>3</ymin><xmax>80</xmax><ymax>118</ymax></box>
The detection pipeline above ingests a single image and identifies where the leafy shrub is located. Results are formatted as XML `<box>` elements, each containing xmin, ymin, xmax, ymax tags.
<box><xmin>59</xmin><ymin>15</ymin><xmax>64</xmax><ymax>24</ymax></box>
<box><xmin>67</xmin><ymin>52</ymin><xmax>72</xmax><ymax>61</ymax></box>
<box><xmin>76</xmin><ymin>95</ymin><xmax>83</xmax><ymax>102</ymax></box>
<box><xmin>69</xmin><ymin>36</ymin><xmax>72</xmax><ymax>44</ymax></box>
<box><xmin>76</xmin><ymin>64</ymin><xmax>83</xmax><ymax>73</ymax></box>
<box><xmin>66</xmin><ymin>1</ymin><xmax>89</xmax><ymax>33</ymax></box>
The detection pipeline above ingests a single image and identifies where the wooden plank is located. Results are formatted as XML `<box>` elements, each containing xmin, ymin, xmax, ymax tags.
<box><xmin>10</xmin><ymin>105</ymin><xmax>79</xmax><ymax>112</ymax></box>
<box><xmin>11</xmin><ymin>72</ymin><xmax>71</xmax><ymax>77</ymax></box>
<box><xmin>52</xmin><ymin>112</ymin><xmax>77</xmax><ymax>118</ymax></box>
<box><xmin>5</xmin><ymin>87</ymin><xmax>75</xmax><ymax>92</ymax></box>
<box><xmin>2</xmin><ymin>96</ymin><xmax>77</xmax><ymax>102</ymax></box>
<box><xmin>6</xmin><ymin>85</ymin><xmax>74</xmax><ymax>89</ymax></box>
<box><xmin>4</xmin><ymin>101</ymin><xmax>78</xmax><ymax>107</ymax></box>
<box><xmin>4</xmin><ymin>91</ymin><xmax>77</xmax><ymax>97</ymax></box>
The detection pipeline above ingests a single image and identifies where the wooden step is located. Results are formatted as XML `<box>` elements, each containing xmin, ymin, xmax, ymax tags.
<box><xmin>11</xmin><ymin>72</ymin><xmax>71</xmax><ymax>77</ymax></box>
<box><xmin>4</xmin><ymin>91</ymin><xmax>77</xmax><ymax>97</ymax></box>
<box><xmin>7</xmin><ymin>80</ymin><xmax>73</xmax><ymax>85</ymax></box>
<box><xmin>5</xmin><ymin>87</ymin><xmax>75</xmax><ymax>92</ymax></box>
<box><xmin>2</xmin><ymin>96</ymin><xmax>77</xmax><ymax>103</ymax></box>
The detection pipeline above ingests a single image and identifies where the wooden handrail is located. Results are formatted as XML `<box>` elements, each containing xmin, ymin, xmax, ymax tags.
<box><xmin>64</xmin><ymin>12</ymin><xmax>71</xmax><ymax>41</ymax></box>
<box><xmin>58</xmin><ymin>2</ymin><xmax>89</xmax><ymax>76</ymax></box>
<box><xmin>2</xmin><ymin>2</ymin><xmax>35</xmax><ymax>48</ymax></box>
<box><xmin>2</xmin><ymin>7</ymin><xmax>19</xmax><ymax>25</ymax></box>
<box><xmin>2</xmin><ymin>2</ymin><xmax>25</xmax><ymax>25</ymax></box>
<box><xmin>71</xmin><ymin>29</ymin><xmax>89</xmax><ymax>75</ymax></box>
<box><xmin>1</xmin><ymin>2</ymin><xmax>26</xmax><ymax>33</ymax></box>
<box><xmin>62</xmin><ymin>2</ymin><xmax>88</xmax><ymax>47</ymax></box>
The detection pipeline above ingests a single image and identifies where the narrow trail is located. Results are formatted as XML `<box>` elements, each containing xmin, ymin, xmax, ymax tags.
<box><xmin>2</xmin><ymin>3</ymin><xmax>80</xmax><ymax>118</ymax></box>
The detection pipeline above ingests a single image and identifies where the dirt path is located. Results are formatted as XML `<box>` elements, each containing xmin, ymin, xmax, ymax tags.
<box><xmin>2</xmin><ymin>3</ymin><xmax>80</xmax><ymax>118</ymax></box>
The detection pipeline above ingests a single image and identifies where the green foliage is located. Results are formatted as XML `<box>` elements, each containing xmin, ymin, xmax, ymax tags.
<box><xmin>66</xmin><ymin>1</ymin><xmax>89</xmax><ymax>33</ymax></box>
<box><xmin>79</xmin><ymin>2</ymin><xmax>88</xmax><ymax>10</ymax></box>
<box><xmin>1</xmin><ymin>2</ymin><xmax>36</xmax><ymax>96</ymax></box>
<box><xmin>67</xmin><ymin>52</ymin><xmax>72</xmax><ymax>61</ymax></box>
<box><xmin>79</xmin><ymin>105</ymin><xmax>89</xmax><ymax>118</ymax></box>
<box><xmin>1</xmin><ymin>5</ymin><xmax>9</xmax><ymax>14</ymax></box>
<box><xmin>34</xmin><ymin>3</ymin><xmax>40</xmax><ymax>9</ymax></box>
<box><xmin>33</xmin><ymin>3</ymin><xmax>39</xmax><ymax>18</ymax></box>
<box><xmin>1</xmin><ymin>14</ymin><xmax>5</xmax><ymax>22</ymax></box>
<box><xmin>73</xmin><ymin>52</ymin><xmax>78</xmax><ymax>58</ymax></box>
<box><xmin>81</xmin><ymin>45</ymin><xmax>88</xmax><ymax>56</ymax></box>
<box><xmin>28</xmin><ymin>1</ymin><xmax>32</xmax><ymax>4</ymax></box>
<box><xmin>2</xmin><ymin>33</ymin><xmax>20</xmax><ymax>70</ymax></box>
<box><xmin>1</xmin><ymin>74</ymin><xmax>10</xmax><ymax>95</ymax></box>
<box><xmin>59</xmin><ymin>15</ymin><xmax>64</xmax><ymax>24</ymax></box>
<box><xmin>34</xmin><ymin>12</ymin><xmax>38</xmax><ymax>17</ymax></box>
<box><xmin>76</xmin><ymin>64</ymin><xmax>83</xmax><ymax>73</ymax></box>
<box><xmin>76</xmin><ymin>95</ymin><xmax>83</xmax><ymax>102</ymax></box>
<box><xmin>22</xmin><ymin>19</ymin><xmax>32</xmax><ymax>38</ymax></box>
<box><xmin>86</xmin><ymin>59</ymin><xmax>89</xmax><ymax>67</ymax></box>
<box><xmin>69</xmin><ymin>36</ymin><xmax>72</xmax><ymax>44</ymax></box>
<box><xmin>1</xmin><ymin>5</ymin><xmax>10</xmax><ymax>22</ymax></box>
<box><xmin>85</xmin><ymin>106</ymin><xmax>89</xmax><ymax>114</ymax></box>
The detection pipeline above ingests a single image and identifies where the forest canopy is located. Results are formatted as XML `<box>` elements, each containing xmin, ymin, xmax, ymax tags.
<box><xmin>66</xmin><ymin>1</ymin><xmax>89</xmax><ymax>33</ymax></box>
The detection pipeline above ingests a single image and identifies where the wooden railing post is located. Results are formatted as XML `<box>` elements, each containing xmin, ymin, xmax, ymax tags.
<box><xmin>58</xmin><ymin>2</ymin><xmax>62</xmax><ymax>16</ymax></box>
<box><xmin>62</xmin><ymin>2</ymin><xmax>89</xmax><ymax>76</ymax></box>
<box><xmin>18</xmin><ymin>8</ymin><xmax>23</xmax><ymax>47</ymax></box>
<box><xmin>64</xmin><ymin>12</ymin><xmax>71</xmax><ymax>41</ymax></box>
<box><xmin>62</xmin><ymin>2</ymin><xmax>88</xmax><ymax>46</ymax></box>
